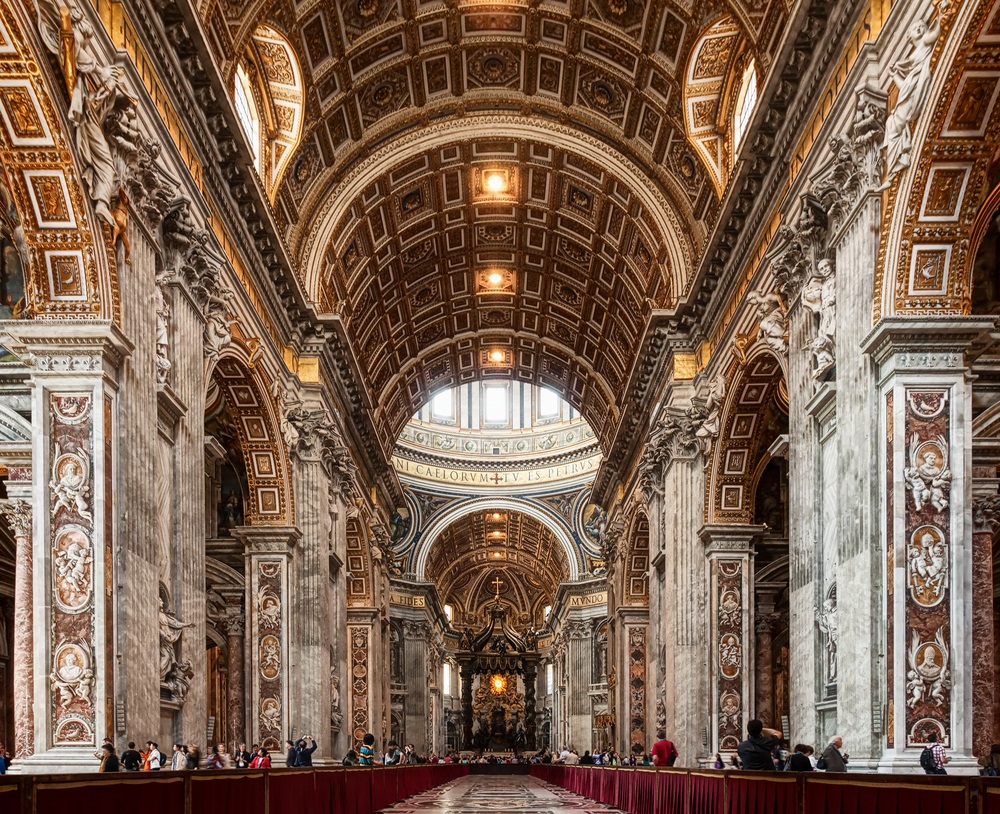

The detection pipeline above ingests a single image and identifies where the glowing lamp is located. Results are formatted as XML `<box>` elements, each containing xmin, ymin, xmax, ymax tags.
<box><xmin>485</xmin><ymin>172</ymin><xmax>506</xmax><ymax>193</ymax></box>
<box><xmin>490</xmin><ymin>350</ymin><xmax>504</xmax><ymax>362</ymax></box>
<box><xmin>487</xmin><ymin>271</ymin><xmax>503</xmax><ymax>285</ymax></box>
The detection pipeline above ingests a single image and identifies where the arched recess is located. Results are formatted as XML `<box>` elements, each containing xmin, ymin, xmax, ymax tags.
<box><xmin>234</xmin><ymin>25</ymin><xmax>304</xmax><ymax>197</ymax></box>
<box><xmin>345</xmin><ymin>515</ymin><xmax>373</xmax><ymax>608</ymax></box>
<box><xmin>683</xmin><ymin>16</ymin><xmax>753</xmax><ymax>195</ymax></box>
<box><xmin>0</xmin><ymin>4</ymin><xmax>119</xmax><ymax>320</ymax></box>
<box><xmin>413</xmin><ymin>496</ymin><xmax>582</xmax><ymax>582</ymax></box>
<box><xmin>876</xmin><ymin>0</ymin><xmax>1000</xmax><ymax>317</ymax></box>
<box><xmin>622</xmin><ymin>511</ymin><xmax>650</xmax><ymax>608</ymax></box>
<box><xmin>208</xmin><ymin>352</ymin><xmax>293</xmax><ymax>525</ymax></box>
<box><xmin>706</xmin><ymin>351</ymin><xmax>788</xmax><ymax>524</ymax></box>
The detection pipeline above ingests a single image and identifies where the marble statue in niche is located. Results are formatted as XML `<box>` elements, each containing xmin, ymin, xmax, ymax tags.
<box><xmin>906</xmin><ymin>628</ymin><xmax>950</xmax><ymax>708</ymax></box>
<box><xmin>50</xmin><ymin>446</ymin><xmax>92</xmax><ymax>521</ymax></box>
<box><xmin>158</xmin><ymin>597</ymin><xmax>193</xmax><ymax>684</ymax></box>
<box><xmin>800</xmin><ymin>258</ymin><xmax>837</xmax><ymax>378</ymax></box>
<box><xmin>818</xmin><ymin>589</ymin><xmax>838</xmax><ymax>686</ymax></box>
<box><xmin>908</xmin><ymin>525</ymin><xmax>949</xmax><ymax>607</ymax></box>
<box><xmin>153</xmin><ymin>268</ymin><xmax>172</xmax><ymax>385</ymax></box>
<box><xmin>880</xmin><ymin>1</ymin><xmax>950</xmax><ymax>189</ymax></box>
<box><xmin>904</xmin><ymin>434</ymin><xmax>951</xmax><ymax>512</ymax></box>
<box><xmin>330</xmin><ymin>670</ymin><xmax>343</xmax><ymax>732</ymax></box>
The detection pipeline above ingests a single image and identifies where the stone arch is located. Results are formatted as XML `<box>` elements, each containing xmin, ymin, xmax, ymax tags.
<box><xmin>345</xmin><ymin>515</ymin><xmax>373</xmax><ymax>608</ymax></box>
<box><xmin>208</xmin><ymin>352</ymin><xmax>293</xmax><ymax>525</ymax></box>
<box><xmin>682</xmin><ymin>16</ymin><xmax>753</xmax><ymax>195</ymax></box>
<box><xmin>622</xmin><ymin>510</ymin><xmax>650</xmax><ymax>608</ymax></box>
<box><xmin>0</xmin><ymin>3</ymin><xmax>120</xmax><ymax>320</ymax></box>
<box><xmin>236</xmin><ymin>25</ymin><xmax>305</xmax><ymax>197</ymax></box>
<box><xmin>706</xmin><ymin>350</ymin><xmax>787</xmax><ymax>524</ymax></box>
<box><xmin>876</xmin><ymin>0</ymin><xmax>1000</xmax><ymax>317</ymax></box>
<box><xmin>414</xmin><ymin>496</ymin><xmax>582</xmax><ymax>582</ymax></box>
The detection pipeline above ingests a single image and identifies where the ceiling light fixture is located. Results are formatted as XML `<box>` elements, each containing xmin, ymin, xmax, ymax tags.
<box><xmin>492</xmin><ymin>512</ymin><xmax>502</xmax><ymax>520</ymax></box>
<box><xmin>490</xmin><ymin>350</ymin><xmax>504</xmax><ymax>362</ymax></box>
<box><xmin>485</xmin><ymin>172</ymin><xmax>506</xmax><ymax>193</ymax></box>
<box><xmin>487</xmin><ymin>271</ymin><xmax>504</xmax><ymax>285</ymax></box>
<box><xmin>493</xmin><ymin>552</ymin><xmax>502</xmax><ymax>558</ymax></box>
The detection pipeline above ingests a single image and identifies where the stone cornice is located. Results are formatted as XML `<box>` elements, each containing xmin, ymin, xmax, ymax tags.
<box><xmin>862</xmin><ymin>316</ymin><xmax>997</xmax><ymax>383</ymax></box>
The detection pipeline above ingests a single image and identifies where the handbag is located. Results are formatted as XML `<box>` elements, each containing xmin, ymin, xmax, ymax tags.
<box><xmin>816</xmin><ymin>755</ymin><xmax>828</xmax><ymax>770</ymax></box>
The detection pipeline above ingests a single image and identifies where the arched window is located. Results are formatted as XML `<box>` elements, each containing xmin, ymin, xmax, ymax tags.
<box><xmin>234</xmin><ymin>64</ymin><xmax>261</xmax><ymax>167</ymax></box>
<box><xmin>733</xmin><ymin>60</ymin><xmax>758</xmax><ymax>150</ymax></box>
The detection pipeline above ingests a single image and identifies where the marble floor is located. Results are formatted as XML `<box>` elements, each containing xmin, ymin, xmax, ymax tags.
<box><xmin>379</xmin><ymin>776</ymin><xmax>624</xmax><ymax>814</ymax></box>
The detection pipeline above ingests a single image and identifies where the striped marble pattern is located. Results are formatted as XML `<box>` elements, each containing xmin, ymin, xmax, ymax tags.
<box><xmin>380</xmin><ymin>776</ymin><xmax>625</xmax><ymax>814</ymax></box>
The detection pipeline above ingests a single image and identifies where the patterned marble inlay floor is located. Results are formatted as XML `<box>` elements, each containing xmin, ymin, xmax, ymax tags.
<box><xmin>380</xmin><ymin>776</ymin><xmax>625</xmax><ymax>814</ymax></box>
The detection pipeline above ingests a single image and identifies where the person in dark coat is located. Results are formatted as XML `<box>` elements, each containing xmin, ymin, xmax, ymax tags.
<box><xmin>99</xmin><ymin>744</ymin><xmax>120</xmax><ymax>772</ymax></box>
<box><xmin>786</xmin><ymin>745</ymin><xmax>814</xmax><ymax>771</ymax></box>
<box><xmin>295</xmin><ymin>736</ymin><xmax>318</xmax><ymax>766</ymax></box>
<box><xmin>285</xmin><ymin>740</ymin><xmax>296</xmax><ymax>767</ymax></box>
<box><xmin>736</xmin><ymin>719</ymin><xmax>782</xmax><ymax>771</ymax></box>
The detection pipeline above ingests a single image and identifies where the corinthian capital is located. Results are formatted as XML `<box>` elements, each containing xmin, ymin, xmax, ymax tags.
<box><xmin>973</xmin><ymin>494</ymin><xmax>1000</xmax><ymax>533</ymax></box>
<box><xmin>0</xmin><ymin>499</ymin><xmax>32</xmax><ymax>538</ymax></box>
<box><xmin>639</xmin><ymin>410</ymin><xmax>704</xmax><ymax>496</ymax></box>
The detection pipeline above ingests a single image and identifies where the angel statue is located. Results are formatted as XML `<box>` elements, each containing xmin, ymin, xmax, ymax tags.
<box><xmin>747</xmin><ymin>291</ymin><xmax>788</xmax><ymax>357</ymax></box>
<box><xmin>880</xmin><ymin>1</ymin><xmax>950</xmax><ymax>188</ymax></box>
<box><xmin>903</xmin><ymin>434</ymin><xmax>951</xmax><ymax>512</ymax></box>
<box><xmin>159</xmin><ymin>598</ymin><xmax>194</xmax><ymax>683</ymax></box>
<box><xmin>35</xmin><ymin>1</ymin><xmax>139</xmax><ymax>229</ymax></box>
<box><xmin>50</xmin><ymin>445</ymin><xmax>92</xmax><ymax>521</ymax></box>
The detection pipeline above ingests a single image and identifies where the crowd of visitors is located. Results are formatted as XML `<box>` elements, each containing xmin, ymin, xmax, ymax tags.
<box><xmin>8</xmin><ymin>725</ymin><xmax>1000</xmax><ymax>777</ymax></box>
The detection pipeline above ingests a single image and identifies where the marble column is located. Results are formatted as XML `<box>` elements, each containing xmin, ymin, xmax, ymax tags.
<box><xmin>658</xmin><ymin>442</ymin><xmax>707</xmax><ymax>765</ymax></box>
<box><xmin>865</xmin><ymin>318</ymin><xmax>993</xmax><ymax>774</ymax></box>
<box><xmin>754</xmin><ymin>616</ymin><xmax>775</xmax><ymax>728</ymax></box>
<box><xmin>524</xmin><ymin>662</ymin><xmax>537</xmax><ymax>750</ymax></box>
<box><xmin>565</xmin><ymin>622</ymin><xmax>592</xmax><ymax>752</ymax></box>
<box><xmin>972</xmin><ymin>484</ymin><xmax>1000</xmax><ymax>756</ymax></box>
<box><xmin>347</xmin><ymin>609</ymin><xmax>379</xmax><ymax>749</ymax></box>
<box><xmin>700</xmin><ymin>525</ymin><xmax>762</xmax><ymax>758</ymax></box>
<box><xmin>0</xmin><ymin>497</ymin><xmax>32</xmax><ymax>759</ymax></box>
<box><xmin>233</xmin><ymin>525</ymin><xmax>300</xmax><ymax>751</ymax></box>
<box><xmin>0</xmin><ymin>324</ymin><xmax>130</xmax><ymax>773</ymax></box>
<box><xmin>220</xmin><ymin>588</ymin><xmax>246</xmax><ymax>748</ymax></box>
<box><xmin>402</xmin><ymin>619</ymin><xmax>430</xmax><ymax>753</ymax></box>
<box><xmin>459</xmin><ymin>661</ymin><xmax>473</xmax><ymax>748</ymax></box>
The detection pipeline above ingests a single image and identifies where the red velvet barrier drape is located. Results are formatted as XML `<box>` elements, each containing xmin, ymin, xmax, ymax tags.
<box><xmin>344</xmin><ymin>767</ymin><xmax>374</xmax><ymax>814</ymax></box>
<box><xmin>269</xmin><ymin>768</ymin><xmax>334</xmax><ymax>810</ymax></box>
<box><xmin>985</xmin><ymin>787</ymin><xmax>1000</xmax><ymax>814</ymax></box>
<box><xmin>0</xmin><ymin>783</ymin><xmax>19</xmax><ymax>814</ymax></box>
<box><xmin>630</xmin><ymin>768</ymin><xmax>657</xmax><ymax>813</ymax></box>
<box><xmin>658</xmin><ymin>770</ymin><xmax>687</xmax><ymax>814</ymax></box>
<box><xmin>727</xmin><ymin>774</ymin><xmax>796</xmax><ymax>814</ymax></box>
<box><xmin>37</xmin><ymin>775</ymin><xmax>185</xmax><ymax>814</ymax></box>
<box><xmin>803</xmin><ymin>779</ymin><xmax>966</xmax><ymax>814</ymax></box>
<box><xmin>689</xmin><ymin>773</ymin><xmax>725</xmax><ymax>814</ymax></box>
<box><xmin>191</xmin><ymin>771</ymin><xmax>265</xmax><ymax>814</ymax></box>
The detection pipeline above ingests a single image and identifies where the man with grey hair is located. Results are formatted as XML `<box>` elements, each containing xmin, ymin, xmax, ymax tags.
<box><xmin>818</xmin><ymin>735</ymin><xmax>848</xmax><ymax>772</ymax></box>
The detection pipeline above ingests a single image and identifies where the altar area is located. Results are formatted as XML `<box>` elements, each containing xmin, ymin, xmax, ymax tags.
<box><xmin>457</xmin><ymin>592</ymin><xmax>540</xmax><ymax>753</ymax></box>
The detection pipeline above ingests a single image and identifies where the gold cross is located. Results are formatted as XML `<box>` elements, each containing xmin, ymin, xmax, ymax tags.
<box><xmin>491</xmin><ymin>576</ymin><xmax>504</xmax><ymax>598</ymax></box>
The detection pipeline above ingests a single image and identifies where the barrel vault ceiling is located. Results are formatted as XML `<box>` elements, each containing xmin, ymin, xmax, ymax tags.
<box><xmin>195</xmin><ymin>0</ymin><xmax>792</xmax><ymax>457</ymax></box>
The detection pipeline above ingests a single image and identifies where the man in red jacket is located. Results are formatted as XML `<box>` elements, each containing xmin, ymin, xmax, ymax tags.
<box><xmin>651</xmin><ymin>730</ymin><xmax>679</xmax><ymax>767</ymax></box>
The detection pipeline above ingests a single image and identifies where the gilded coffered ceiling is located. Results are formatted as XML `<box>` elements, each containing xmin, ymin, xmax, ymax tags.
<box><xmin>425</xmin><ymin>509</ymin><xmax>569</xmax><ymax>624</ymax></box>
<box><xmin>197</xmin><ymin>0</ymin><xmax>791</xmax><ymax>457</ymax></box>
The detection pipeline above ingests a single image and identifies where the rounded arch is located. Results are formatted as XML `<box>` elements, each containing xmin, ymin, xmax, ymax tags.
<box><xmin>0</xmin><ymin>3</ymin><xmax>119</xmax><ymax>320</ymax></box>
<box><xmin>345</xmin><ymin>515</ymin><xmax>373</xmax><ymax>608</ymax></box>
<box><xmin>683</xmin><ymin>15</ymin><xmax>753</xmax><ymax>195</ymax></box>
<box><xmin>622</xmin><ymin>510</ymin><xmax>650</xmax><ymax>608</ymax></box>
<box><xmin>235</xmin><ymin>24</ymin><xmax>304</xmax><ymax>197</ymax></box>
<box><xmin>414</xmin><ymin>496</ymin><xmax>581</xmax><ymax>582</ymax></box>
<box><xmin>706</xmin><ymin>349</ymin><xmax>787</xmax><ymax>524</ymax></box>
<box><xmin>208</xmin><ymin>350</ymin><xmax>294</xmax><ymax>526</ymax></box>
<box><xmin>876</xmin><ymin>0</ymin><xmax>1000</xmax><ymax>317</ymax></box>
